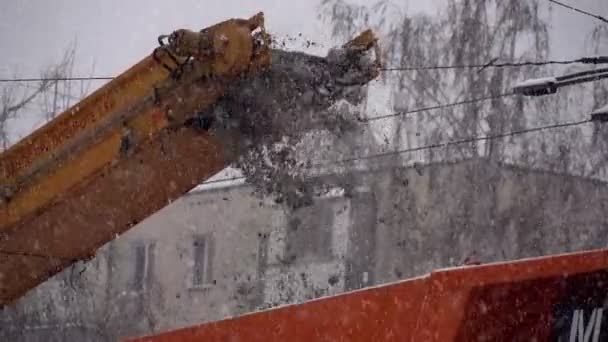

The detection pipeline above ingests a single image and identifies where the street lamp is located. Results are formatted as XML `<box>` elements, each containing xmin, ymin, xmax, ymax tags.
<box><xmin>513</xmin><ymin>68</ymin><xmax>608</xmax><ymax>97</ymax></box>
<box><xmin>591</xmin><ymin>104</ymin><xmax>608</xmax><ymax>122</ymax></box>
<box><xmin>513</xmin><ymin>77</ymin><xmax>558</xmax><ymax>96</ymax></box>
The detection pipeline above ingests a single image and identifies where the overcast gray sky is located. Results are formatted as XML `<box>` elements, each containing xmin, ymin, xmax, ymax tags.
<box><xmin>0</xmin><ymin>0</ymin><xmax>330</xmax><ymax>77</ymax></box>
<box><xmin>0</xmin><ymin>0</ymin><xmax>606</xmax><ymax>180</ymax></box>
<box><xmin>0</xmin><ymin>0</ymin><xmax>606</xmax><ymax>78</ymax></box>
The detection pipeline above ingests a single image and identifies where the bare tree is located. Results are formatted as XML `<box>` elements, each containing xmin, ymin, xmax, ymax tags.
<box><xmin>318</xmin><ymin>0</ymin><xmax>608</xmax><ymax>177</ymax></box>
<box><xmin>0</xmin><ymin>76</ymin><xmax>52</xmax><ymax>149</ymax></box>
<box><xmin>0</xmin><ymin>42</ymin><xmax>93</xmax><ymax>151</ymax></box>
<box><xmin>0</xmin><ymin>43</ymin><xmax>102</xmax><ymax>340</ymax></box>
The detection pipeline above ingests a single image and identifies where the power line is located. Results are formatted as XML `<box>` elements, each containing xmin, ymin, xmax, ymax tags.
<box><xmin>0</xmin><ymin>76</ymin><xmax>113</xmax><ymax>83</ymax></box>
<box><xmin>199</xmin><ymin>94</ymin><xmax>516</xmax><ymax>182</ymax></box>
<box><xmin>381</xmin><ymin>56</ymin><xmax>608</xmax><ymax>72</ymax></box>
<box><xmin>0</xmin><ymin>249</ymin><xmax>71</xmax><ymax>261</ymax></box>
<box><xmin>331</xmin><ymin>119</ymin><xmax>591</xmax><ymax>165</ymax></box>
<box><xmin>198</xmin><ymin>118</ymin><xmax>591</xmax><ymax>182</ymax></box>
<box><xmin>3</xmin><ymin>56</ymin><xmax>608</xmax><ymax>82</ymax></box>
<box><xmin>1</xmin><ymin>118</ymin><xmax>590</xmax><ymax>259</ymax></box>
<box><xmin>199</xmin><ymin>176</ymin><xmax>246</xmax><ymax>185</ymax></box>
<box><xmin>547</xmin><ymin>0</ymin><xmax>608</xmax><ymax>24</ymax></box>
<box><xmin>13</xmin><ymin>82</ymin><xmax>84</xmax><ymax>102</ymax></box>
<box><xmin>362</xmin><ymin>93</ymin><xmax>515</xmax><ymax>122</ymax></box>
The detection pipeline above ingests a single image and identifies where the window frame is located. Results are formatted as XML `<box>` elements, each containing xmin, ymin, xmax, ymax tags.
<box><xmin>284</xmin><ymin>198</ymin><xmax>336</xmax><ymax>263</ymax></box>
<box><xmin>132</xmin><ymin>241</ymin><xmax>155</xmax><ymax>293</ymax></box>
<box><xmin>189</xmin><ymin>234</ymin><xmax>214</xmax><ymax>290</ymax></box>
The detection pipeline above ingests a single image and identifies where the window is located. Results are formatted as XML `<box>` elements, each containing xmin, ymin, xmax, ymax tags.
<box><xmin>191</xmin><ymin>235</ymin><xmax>214</xmax><ymax>288</ymax></box>
<box><xmin>133</xmin><ymin>242</ymin><xmax>155</xmax><ymax>292</ymax></box>
<box><xmin>285</xmin><ymin>200</ymin><xmax>334</xmax><ymax>262</ymax></box>
<box><xmin>256</xmin><ymin>233</ymin><xmax>269</xmax><ymax>278</ymax></box>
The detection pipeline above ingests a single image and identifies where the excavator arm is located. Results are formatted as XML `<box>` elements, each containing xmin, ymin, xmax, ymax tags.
<box><xmin>0</xmin><ymin>13</ymin><xmax>380</xmax><ymax>305</ymax></box>
<box><xmin>0</xmin><ymin>12</ymin><xmax>271</xmax><ymax>305</ymax></box>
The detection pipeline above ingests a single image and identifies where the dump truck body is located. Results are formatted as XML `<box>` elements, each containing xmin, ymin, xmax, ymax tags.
<box><xmin>129</xmin><ymin>248</ymin><xmax>608</xmax><ymax>342</ymax></box>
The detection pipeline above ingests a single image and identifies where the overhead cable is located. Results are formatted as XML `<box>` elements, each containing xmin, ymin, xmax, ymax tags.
<box><xmin>547</xmin><ymin>0</ymin><xmax>608</xmax><ymax>24</ymax></box>
<box><xmin>0</xmin><ymin>76</ymin><xmax>114</xmax><ymax>83</ymax></box>
<box><xmin>3</xmin><ymin>56</ymin><xmax>608</xmax><ymax>83</ymax></box>
<box><xmin>198</xmin><ymin>176</ymin><xmax>246</xmax><ymax>185</ymax></box>
<box><xmin>198</xmin><ymin>118</ymin><xmax>591</xmax><ymax>182</ymax></box>
<box><xmin>331</xmin><ymin>119</ymin><xmax>591</xmax><ymax>165</ymax></box>
<box><xmin>1</xmin><ymin>117</ymin><xmax>590</xmax><ymax>260</ymax></box>
<box><xmin>381</xmin><ymin>56</ymin><xmax>608</xmax><ymax>72</ymax></box>
<box><xmin>362</xmin><ymin>93</ymin><xmax>515</xmax><ymax>122</ymax></box>
<box><xmin>0</xmin><ymin>249</ymin><xmax>72</xmax><ymax>261</ymax></box>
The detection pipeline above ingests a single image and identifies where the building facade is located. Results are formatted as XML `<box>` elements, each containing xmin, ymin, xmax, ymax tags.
<box><xmin>2</xmin><ymin>158</ymin><xmax>608</xmax><ymax>341</ymax></box>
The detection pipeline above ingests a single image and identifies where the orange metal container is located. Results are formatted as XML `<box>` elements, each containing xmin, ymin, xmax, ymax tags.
<box><xmin>129</xmin><ymin>248</ymin><xmax>608</xmax><ymax>341</ymax></box>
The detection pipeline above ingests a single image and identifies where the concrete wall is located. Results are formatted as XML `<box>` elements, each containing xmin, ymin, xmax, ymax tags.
<box><xmin>105</xmin><ymin>184</ymin><xmax>283</xmax><ymax>336</ymax></box>
<box><xmin>370</xmin><ymin>159</ymin><xmax>608</xmax><ymax>282</ymax></box>
<box><xmin>2</xmin><ymin>158</ymin><xmax>608</xmax><ymax>341</ymax></box>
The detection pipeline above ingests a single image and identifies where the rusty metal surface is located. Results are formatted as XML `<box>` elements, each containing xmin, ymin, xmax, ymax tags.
<box><xmin>0</xmin><ymin>16</ymin><xmax>379</xmax><ymax>308</ymax></box>
<box><xmin>0</xmin><ymin>13</ymin><xmax>270</xmax><ymax>305</ymax></box>
<box><xmin>0</xmin><ymin>55</ymin><xmax>170</xmax><ymax>186</ymax></box>
<box><xmin>0</xmin><ymin>13</ymin><xmax>268</xmax><ymax>231</ymax></box>
<box><xmin>127</xmin><ymin>249</ymin><xmax>608</xmax><ymax>342</ymax></box>
<box><xmin>0</xmin><ymin>126</ymin><xmax>228</xmax><ymax>304</ymax></box>
<box><xmin>0</xmin><ymin>12</ymin><xmax>268</xmax><ymax>191</ymax></box>
<box><xmin>0</xmin><ymin>69</ymin><xmax>228</xmax><ymax>232</ymax></box>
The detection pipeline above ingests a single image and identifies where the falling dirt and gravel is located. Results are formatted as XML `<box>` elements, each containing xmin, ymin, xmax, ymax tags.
<box><xmin>200</xmin><ymin>37</ymin><xmax>378</xmax><ymax>209</ymax></box>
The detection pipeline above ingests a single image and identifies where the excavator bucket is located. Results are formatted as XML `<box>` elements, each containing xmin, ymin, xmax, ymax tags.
<box><xmin>128</xmin><ymin>248</ymin><xmax>608</xmax><ymax>342</ymax></box>
<box><xmin>343</xmin><ymin>29</ymin><xmax>382</xmax><ymax>71</ymax></box>
<box><xmin>0</xmin><ymin>15</ymin><xmax>380</xmax><ymax>307</ymax></box>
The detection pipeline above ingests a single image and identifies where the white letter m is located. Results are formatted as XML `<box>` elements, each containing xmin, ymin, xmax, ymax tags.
<box><xmin>569</xmin><ymin>308</ymin><xmax>603</xmax><ymax>342</ymax></box>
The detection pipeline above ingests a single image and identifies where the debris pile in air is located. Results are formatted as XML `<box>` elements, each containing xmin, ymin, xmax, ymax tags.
<box><xmin>202</xmin><ymin>39</ymin><xmax>378</xmax><ymax>208</ymax></box>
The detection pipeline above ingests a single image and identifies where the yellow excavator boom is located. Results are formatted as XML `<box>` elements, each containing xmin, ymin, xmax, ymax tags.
<box><xmin>0</xmin><ymin>13</ymin><xmax>270</xmax><ymax>305</ymax></box>
<box><xmin>0</xmin><ymin>12</ymin><xmax>380</xmax><ymax>306</ymax></box>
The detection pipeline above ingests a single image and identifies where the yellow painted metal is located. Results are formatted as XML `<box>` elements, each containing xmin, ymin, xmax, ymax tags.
<box><xmin>0</xmin><ymin>129</ymin><xmax>124</xmax><ymax>229</ymax></box>
<box><xmin>343</xmin><ymin>29</ymin><xmax>382</xmax><ymax>78</ymax></box>
<box><xmin>0</xmin><ymin>12</ymin><xmax>270</xmax><ymax>304</ymax></box>
<box><xmin>0</xmin><ymin>13</ymin><xmax>379</xmax><ymax>305</ymax></box>
<box><xmin>0</xmin><ymin>55</ymin><xmax>172</xmax><ymax>186</ymax></box>
<box><xmin>162</xmin><ymin>12</ymin><xmax>267</xmax><ymax>75</ymax></box>
<box><xmin>0</xmin><ymin>12</ymin><xmax>267</xmax><ymax>231</ymax></box>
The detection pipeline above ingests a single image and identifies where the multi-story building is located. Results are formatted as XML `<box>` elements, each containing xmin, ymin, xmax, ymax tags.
<box><xmin>2</xmin><ymin>158</ymin><xmax>608</xmax><ymax>341</ymax></box>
